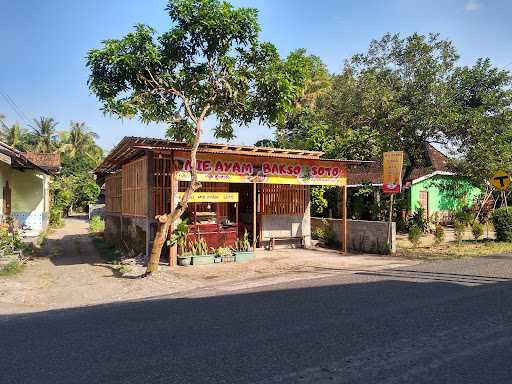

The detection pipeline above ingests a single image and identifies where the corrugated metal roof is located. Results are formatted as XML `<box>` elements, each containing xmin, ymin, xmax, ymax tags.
<box><xmin>96</xmin><ymin>136</ymin><xmax>371</xmax><ymax>175</ymax></box>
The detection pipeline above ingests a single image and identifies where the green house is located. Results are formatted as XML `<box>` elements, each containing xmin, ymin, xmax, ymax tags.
<box><xmin>348</xmin><ymin>144</ymin><xmax>481</xmax><ymax>223</ymax></box>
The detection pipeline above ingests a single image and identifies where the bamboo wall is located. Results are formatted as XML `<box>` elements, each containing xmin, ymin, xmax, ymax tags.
<box><xmin>122</xmin><ymin>156</ymin><xmax>147</xmax><ymax>217</ymax></box>
<box><xmin>154</xmin><ymin>156</ymin><xmax>174</xmax><ymax>216</ymax></box>
<box><xmin>259</xmin><ymin>184</ymin><xmax>308</xmax><ymax>215</ymax></box>
<box><xmin>105</xmin><ymin>174</ymin><xmax>122</xmax><ymax>214</ymax></box>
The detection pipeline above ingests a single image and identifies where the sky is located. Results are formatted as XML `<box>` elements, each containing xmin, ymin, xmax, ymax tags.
<box><xmin>1</xmin><ymin>0</ymin><xmax>511</xmax><ymax>152</ymax></box>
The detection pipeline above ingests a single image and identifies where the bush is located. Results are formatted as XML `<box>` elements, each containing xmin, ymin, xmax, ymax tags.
<box><xmin>471</xmin><ymin>222</ymin><xmax>484</xmax><ymax>241</ymax></box>
<box><xmin>453</xmin><ymin>221</ymin><xmax>465</xmax><ymax>244</ymax></box>
<box><xmin>408</xmin><ymin>207</ymin><xmax>428</xmax><ymax>233</ymax></box>
<box><xmin>490</xmin><ymin>207</ymin><xmax>512</xmax><ymax>242</ymax></box>
<box><xmin>453</xmin><ymin>207</ymin><xmax>473</xmax><ymax>226</ymax></box>
<box><xmin>433</xmin><ymin>225</ymin><xmax>445</xmax><ymax>246</ymax></box>
<box><xmin>89</xmin><ymin>216</ymin><xmax>105</xmax><ymax>233</ymax></box>
<box><xmin>50</xmin><ymin>207</ymin><xmax>64</xmax><ymax>227</ymax></box>
<box><xmin>312</xmin><ymin>219</ymin><xmax>336</xmax><ymax>245</ymax></box>
<box><xmin>408</xmin><ymin>225</ymin><xmax>422</xmax><ymax>247</ymax></box>
<box><xmin>0</xmin><ymin>260</ymin><xmax>24</xmax><ymax>276</ymax></box>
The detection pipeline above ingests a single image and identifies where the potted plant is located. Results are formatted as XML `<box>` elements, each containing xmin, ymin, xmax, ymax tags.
<box><xmin>190</xmin><ymin>237</ymin><xmax>215</xmax><ymax>265</ymax></box>
<box><xmin>217</xmin><ymin>246</ymin><xmax>234</xmax><ymax>263</ymax></box>
<box><xmin>234</xmin><ymin>230</ymin><xmax>255</xmax><ymax>262</ymax></box>
<box><xmin>169</xmin><ymin>220</ymin><xmax>192</xmax><ymax>266</ymax></box>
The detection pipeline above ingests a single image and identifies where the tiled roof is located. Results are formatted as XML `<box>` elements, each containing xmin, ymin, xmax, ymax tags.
<box><xmin>348</xmin><ymin>144</ymin><xmax>451</xmax><ymax>186</ymax></box>
<box><xmin>23</xmin><ymin>152</ymin><xmax>61</xmax><ymax>171</ymax></box>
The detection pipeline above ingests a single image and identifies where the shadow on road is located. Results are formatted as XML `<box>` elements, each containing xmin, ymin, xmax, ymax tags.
<box><xmin>2</xmin><ymin>273</ymin><xmax>512</xmax><ymax>384</ymax></box>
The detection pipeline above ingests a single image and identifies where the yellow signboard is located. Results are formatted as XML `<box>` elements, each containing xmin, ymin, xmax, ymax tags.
<box><xmin>490</xmin><ymin>170</ymin><xmax>511</xmax><ymax>191</ymax></box>
<box><xmin>383</xmin><ymin>151</ymin><xmax>404</xmax><ymax>194</ymax></box>
<box><xmin>177</xmin><ymin>191</ymin><xmax>239</xmax><ymax>203</ymax></box>
<box><xmin>174</xmin><ymin>151</ymin><xmax>347</xmax><ymax>186</ymax></box>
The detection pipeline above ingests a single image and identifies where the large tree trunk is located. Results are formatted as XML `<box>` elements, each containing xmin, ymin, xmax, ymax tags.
<box><xmin>144</xmin><ymin>116</ymin><xmax>204</xmax><ymax>275</ymax></box>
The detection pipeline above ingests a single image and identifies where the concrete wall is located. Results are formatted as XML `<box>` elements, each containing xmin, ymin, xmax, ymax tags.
<box><xmin>311</xmin><ymin>217</ymin><xmax>395</xmax><ymax>254</ymax></box>
<box><xmin>104</xmin><ymin>214</ymin><xmax>148</xmax><ymax>257</ymax></box>
<box><xmin>261</xmin><ymin>214</ymin><xmax>311</xmax><ymax>248</ymax></box>
<box><xmin>0</xmin><ymin>162</ymin><xmax>49</xmax><ymax>234</ymax></box>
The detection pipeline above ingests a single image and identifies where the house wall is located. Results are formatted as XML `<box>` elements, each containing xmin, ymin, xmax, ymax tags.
<box><xmin>0</xmin><ymin>162</ymin><xmax>49</xmax><ymax>232</ymax></box>
<box><xmin>409</xmin><ymin>175</ymin><xmax>481</xmax><ymax>220</ymax></box>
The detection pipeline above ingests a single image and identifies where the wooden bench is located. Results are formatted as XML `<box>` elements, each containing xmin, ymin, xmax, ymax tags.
<box><xmin>268</xmin><ymin>236</ymin><xmax>305</xmax><ymax>250</ymax></box>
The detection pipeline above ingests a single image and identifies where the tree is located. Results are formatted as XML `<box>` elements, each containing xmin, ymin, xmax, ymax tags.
<box><xmin>87</xmin><ymin>0</ymin><xmax>306</xmax><ymax>275</ymax></box>
<box><xmin>1</xmin><ymin>122</ymin><xmax>26</xmax><ymax>150</ymax></box>
<box><xmin>30</xmin><ymin>117</ymin><xmax>59</xmax><ymax>152</ymax></box>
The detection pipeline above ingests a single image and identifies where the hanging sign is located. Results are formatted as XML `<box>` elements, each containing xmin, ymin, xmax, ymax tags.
<box><xmin>177</xmin><ymin>191</ymin><xmax>239</xmax><ymax>203</ymax></box>
<box><xmin>490</xmin><ymin>170</ymin><xmax>511</xmax><ymax>191</ymax></box>
<box><xmin>174</xmin><ymin>152</ymin><xmax>347</xmax><ymax>186</ymax></box>
<box><xmin>382</xmin><ymin>151</ymin><xmax>404</xmax><ymax>194</ymax></box>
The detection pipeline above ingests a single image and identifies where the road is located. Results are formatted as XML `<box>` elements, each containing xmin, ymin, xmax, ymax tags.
<box><xmin>1</xmin><ymin>254</ymin><xmax>512</xmax><ymax>383</ymax></box>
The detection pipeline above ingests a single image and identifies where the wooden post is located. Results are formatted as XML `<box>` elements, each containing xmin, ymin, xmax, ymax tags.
<box><xmin>169</xmin><ymin>153</ymin><xmax>178</xmax><ymax>266</ymax></box>
<box><xmin>387</xmin><ymin>193</ymin><xmax>394</xmax><ymax>251</ymax></box>
<box><xmin>253</xmin><ymin>182</ymin><xmax>257</xmax><ymax>250</ymax></box>
<box><xmin>145</xmin><ymin>151</ymin><xmax>155</xmax><ymax>262</ymax></box>
<box><xmin>340</xmin><ymin>186</ymin><xmax>347</xmax><ymax>253</ymax></box>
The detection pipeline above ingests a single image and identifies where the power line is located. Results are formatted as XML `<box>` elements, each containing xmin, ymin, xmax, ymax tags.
<box><xmin>0</xmin><ymin>88</ymin><xmax>32</xmax><ymax>126</ymax></box>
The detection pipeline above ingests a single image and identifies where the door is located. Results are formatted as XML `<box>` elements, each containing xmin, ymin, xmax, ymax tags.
<box><xmin>419</xmin><ymin>190</ymin><xmax>428</xmax><ymax>219</ymax></box>
<box><xmin>3</xmin><ymin>181</ymin><xmax>11</xmax><ymax>216</ymax></box>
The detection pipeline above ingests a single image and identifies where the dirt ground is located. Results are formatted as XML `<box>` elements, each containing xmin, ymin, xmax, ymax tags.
<box><xmin>0</xmin><ymin>216</ymin><xmax>419</xmax><ymax>314</ymax></box>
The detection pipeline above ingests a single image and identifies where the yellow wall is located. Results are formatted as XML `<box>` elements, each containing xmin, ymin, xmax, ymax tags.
<box><xmin>0</xmin><ymin>162</ymin><xmax>50</xmax><ymax>231</ymax></box>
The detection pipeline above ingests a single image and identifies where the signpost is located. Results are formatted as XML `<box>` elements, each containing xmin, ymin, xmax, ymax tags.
<box><xmin>383</xmin><ymin>151</ymin><xmax>404</xmax><ymax>251</ymax></box>
<box><xmin>490</xmin><ymin>170</ymin><xmax>511</xmax><ymax>207</ymax></box>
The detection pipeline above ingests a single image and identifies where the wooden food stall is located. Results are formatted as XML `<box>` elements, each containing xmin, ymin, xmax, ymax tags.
<box><xmin>181</xmin><ymin>190</ymin><xmax>239</xmax><ymax>250</ymax></box>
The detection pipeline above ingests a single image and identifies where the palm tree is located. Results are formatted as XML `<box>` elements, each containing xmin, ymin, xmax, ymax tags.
<box><xmin>67</xmin><ymin>121</ymin><xmax>99</xmax><ymax>154</ymax></box>
<box><xmin>30</xmin><ymin>117</ymin><xmax>59</xmax><ymax>152</ymax></box>
<box><xmin>0</xmin><ymin>122</ymin><xmax>26</xmax><ymax>149</ymax></box>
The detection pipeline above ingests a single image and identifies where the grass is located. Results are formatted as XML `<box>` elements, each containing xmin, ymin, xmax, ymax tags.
<box><xmin>0</xmin><ymin>260</ymin><xmax>25</xmax><ymax>276</ymax></box>
<box><xmin>89</xmin><ymin>216</ymin><xmax>105</xmax><ymax>233</ymax></box>
<box><xmin>398</xmin><ymin>239</ymin><xmax>512</xmax><ymax>260</ymax></box>
<box><xmin>92</xmin><ymin>237</ymin><xmax>122</xmax><ymax>263</ymax></box>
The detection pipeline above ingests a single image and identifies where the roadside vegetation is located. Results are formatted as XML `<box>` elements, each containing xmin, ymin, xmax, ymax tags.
<box><xmin>0</xmin><ymin>223</ymin><xmax>31</xmax><ymax>277</ymax></box>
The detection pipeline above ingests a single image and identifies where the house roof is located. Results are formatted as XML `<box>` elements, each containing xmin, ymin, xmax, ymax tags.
<box><xmin>348</xmin><ymin>144</ymin><xmax>452</xmax><ymax>187</ymax></box>
<box><xmin>0</xmin><ymin>141</ymin><xmax>56</xmax><ymax>175</ymax></box>
<box><xmin>96</xmin><ymin>136</ymin><xmax>371</xmax><ymax>176</ymax></box>
<box><xmin>22</xmin><ymin>152</ymin><xmax>61</xmax><ymax>172</ymax></box>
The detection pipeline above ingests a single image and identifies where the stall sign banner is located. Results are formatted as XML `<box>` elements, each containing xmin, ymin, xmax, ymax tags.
<box><xmin>177</xmin><ymin>191</ymin><xmax>239</xmax><ymax>203</ymax></box>
<box><xmin>174</xmin><ymin>152</ymin><xmax>347</xmax><ymax>186</ymax></box>
<box><xmin>383</xmin><ymin>151</ymin><xmax>404</xmax><ymax>194</ymax></box>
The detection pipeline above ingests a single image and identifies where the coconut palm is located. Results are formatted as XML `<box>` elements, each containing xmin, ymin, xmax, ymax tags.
<box><xmin>30</xmin><ymin>117</ymin><xmax>59</xmax><ymax>152</ymax></box>
<box><xmin>67</xmin><ymin>121</ymin><xmax>99</xmax><ymax>154</ymax></box>
<box><xmin>0</xmin><ymin>122</ymin><xmax>26</xmax><ymax>149</ymax></box>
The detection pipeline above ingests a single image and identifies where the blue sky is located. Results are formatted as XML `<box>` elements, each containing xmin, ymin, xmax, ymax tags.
<box><xmin>1</xmin><ymin>0</ymin><xmax>511</xmax><ymax>151</ymax></box>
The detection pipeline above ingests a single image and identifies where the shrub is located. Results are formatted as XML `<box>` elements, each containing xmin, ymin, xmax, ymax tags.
<box><xmin>0</xmin><ymin>260</ymin><xmax>24</xmax><ymax>276</ymax></box>
<box><xmin>89</xmin><ymin>216</ymin><xmax>105</xmax><ymax>233</ymax></box>
<box><xmin>471</xmin><ymin>222</ymin><xmax>484</xmax><ymax>241</ymax></box>
<box><xmin>433</xmin><ymin>225</ymin><xmax>445</xmax><ymax>246</ymax></box>
<box><xmin>453</xmin><ymin>221</ymin><xmax>465</xmax><ymax>244</ymax></box>
<box><xmin>50</xmin><ymin>207</ymin><xmax>64</xmax><ymax>227</ymax></box>
<box><xmin>408</xmin><ymin>207</ymin><xmax>428</xmax><ymax>233</ymax></box>
<box><xmin>408</xmin><ymin>225</ymin><xmax>422</xmax><ymax>247</ymax></box>
<box><xmin>453</xmin><ymin>207</ymin><xmax>473</xmax><ymax>226</ymax></box>
<box><xmin>490</xmin><ymin>207</ymin><xmax>512</xmax><ymax>242</ymax></box>
<box><xmin>312</xmin><ymin>219</ymin><xmax>336</xmax><ymax>245</ymax></box>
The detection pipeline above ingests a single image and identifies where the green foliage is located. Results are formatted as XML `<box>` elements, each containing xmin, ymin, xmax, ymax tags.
<box><xmin>452</xmin><ymin>206</ymin><xmax>473</xmax><ymax>226</ymax></box>
<box><xmin>433</xmin><ymin>225</ymin><xmax>445</xmax><ymax>246</ymax></box>
<box><xmin>50</xmin><ymin>207</ymin><xmax>64</xmax><ymax>227</ymax></box>
<box><xmin>408</xmin><ymin>207</ymin><xmax>428</xmax><ymax>233</ymax></box>
<box><xmin>311</xmin><ymin>186</ymin><xmax>328</xmax><ymax>215</ymax></box>
<box><xmin>30</xmin><ymin>117</ymin><xmax>59</xmax><ymax>152</ymax></box>
<box><xmin>168</xmin><ymin>219</ymin><xmax>190</xmax><ymax>254</ymax></box>
<box><xmin>216</xmin><ymin>247</ymin><xmax>232</xmax><ymax>257</ymax></box>
<box><xmin>89</xmin><ymin>216</ymin><xmax>105</xmax><ymax>233</ymax></box>
<box><xmin>453</xmin><ymin>221</ymin><xmax>466</xmax><ymax>244</ymax></box>
<box><xmin>312</xmin><ymin>219</ymin><xmax>336</xmax><ymax>245</ymax></box>
<box><xmin>87</xmin><ymin>0</ymin><xmax>304</xmax><ymax>142</ymax></box>
<box><xmin>490</xmin><ymin>207</ymin><xmax>512</xmax><ymax>242</ymax></box>
<box><xmin>51</xmin><ymin>175</ymin><xmax>100</xmax><ymax>214</ymax></box>
<box><xmin>235</xmin><ymin>229</ymin><xmax>252</xmax><ymax>252</ymax></box>
<box><xmin>408</xmin><ymin>225</ymin><xmax>422</xmax><ymax>247</ymax></box>
<box><xmin>471</xmin><ymin>222</ymin><xmax>484</xmax><ymax>241</ymax></box>
<box><xmin>92</xmin><ymin>237</ymin><xmax>123</xmax><ymax>263</ymax></box>
<box><xmin>0</xmin><ymin>260</ymin><xmax>24</xmax><ymax>276</ymax></box>
<box><xmin>0</xmin><ymin>226</ymin><xmax>24</xmax><ymax>254</ymax></box>
<box><xmin>189</xmin><ymin>236</ymin><xmax>210</xmax><ymax>255</ymax></box>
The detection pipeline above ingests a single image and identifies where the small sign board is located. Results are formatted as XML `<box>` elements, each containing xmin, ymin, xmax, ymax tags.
<box><xmin>177</xmin><ymin>191</ymin><xmax>239</xmax><ymax>203</ymax></box>
<box><xmin>490</xmin><ymin>170</ymin><xmax>511</xmax><ymax>191</ymax></box>
<box><xmin>382</xmin><ymin>151</ymin><xmax>404</xmax><ymax>194</ymax></box>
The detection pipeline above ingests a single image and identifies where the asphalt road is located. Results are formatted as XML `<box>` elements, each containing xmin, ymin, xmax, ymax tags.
<box><xmin>2</xmin><ymin>254</ymin><xmax>512</xmax><ymax>384</ymax></box>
